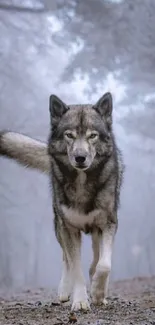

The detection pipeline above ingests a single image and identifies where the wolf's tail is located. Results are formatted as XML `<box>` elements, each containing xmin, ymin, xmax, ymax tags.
<box><xmin>0</xmin><ymin>131</ymin><xmax>50</xmax><ymax>174</ymax></box>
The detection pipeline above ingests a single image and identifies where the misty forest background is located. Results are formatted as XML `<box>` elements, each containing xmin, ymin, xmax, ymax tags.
<box><xmin>0</xmin><ymin>0</ymin><xmax>155</xmax><ymax>291</ymax></box>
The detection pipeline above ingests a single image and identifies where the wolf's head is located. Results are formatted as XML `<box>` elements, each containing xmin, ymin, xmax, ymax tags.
<box><xmin>48</xmin><ymin>92</ymin><xmax>114</xmax><ymax>171</ymax></box>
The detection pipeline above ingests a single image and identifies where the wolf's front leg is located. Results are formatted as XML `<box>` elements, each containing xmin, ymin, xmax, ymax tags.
<box><xmin>58</xmin><ymin>253</ymin><xmax>72</xmax><ymax>302</ymax></box>
<box><xmin>70</xmin><ymin>230</ymin><xmax>90</xmax><ymax>311</ymax></box>
<box><xmin>90</xmin><ymin>223</ymin><xmax>116</xmax><ymax>305</ymax></box>
<box><xmin>89</xmin><ymin>229</ymin><xmax>100</xmax><ymax>281</ymax></box>
<box><xmin>56</xmin><ymin>221</ymin><xmax>90</xmax><ymax>311</ymax></box>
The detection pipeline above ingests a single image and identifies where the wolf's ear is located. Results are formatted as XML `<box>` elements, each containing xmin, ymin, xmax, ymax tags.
<box><xmin>49</xmin><ymin>95</ymin><xmax>69</xmax><ymax>118</ymax></box>
<box><xmin>93</xmin><ymin>92</ymin><xmax>113</xmax><ymax>118</ymax></box>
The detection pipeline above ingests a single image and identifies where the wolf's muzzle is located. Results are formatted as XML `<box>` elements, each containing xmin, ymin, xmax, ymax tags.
<box><xmin>75</xmin><ymin>155</ymin><xmax>86</xmax><ymax>169</ymax></box>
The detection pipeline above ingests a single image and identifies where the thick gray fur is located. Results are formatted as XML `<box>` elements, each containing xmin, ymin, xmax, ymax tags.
<box><xmin>0</xmin><ymin>92</ymin><xmax>124</xmax><ymax>311</ymax></box>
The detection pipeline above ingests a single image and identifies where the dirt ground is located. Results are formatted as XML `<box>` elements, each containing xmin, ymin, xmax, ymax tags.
<box><xmin>0</xmin><ymin>277</ymin><xmax>155</xmax><ymax>325</ymax></box>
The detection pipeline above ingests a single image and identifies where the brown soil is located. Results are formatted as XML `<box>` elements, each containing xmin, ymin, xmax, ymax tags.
<box><xmin>0</xmin><ymin>277</ymin><xmax>155</xmax><ymax>325</ymax></box>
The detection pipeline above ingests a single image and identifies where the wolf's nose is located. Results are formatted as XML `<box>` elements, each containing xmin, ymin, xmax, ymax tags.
<box><xmin>75</xmin><ymin>156</ymin><xmax>86</xmax><ymax>164</ymax></box>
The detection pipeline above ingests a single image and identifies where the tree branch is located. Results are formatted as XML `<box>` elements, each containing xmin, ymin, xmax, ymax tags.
<box><xmin>0</xmin><ymin>4</ymin><xmax>46</xmax><ymax>14</ymax></box>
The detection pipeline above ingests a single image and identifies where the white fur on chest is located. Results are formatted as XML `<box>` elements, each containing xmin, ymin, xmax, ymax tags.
<box><xmin>62</xmin><ymin>171</ymin><xmax>105</xmax><ymax>231</ymax></box>
<box><xmin>61</xmin><ymin>205</ymin><xmax>101</xmax><ymax>230</ymax></box>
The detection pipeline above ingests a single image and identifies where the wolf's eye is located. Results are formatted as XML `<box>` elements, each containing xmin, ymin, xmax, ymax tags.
<box><xmin>89</xmin><ymin>133</ymin><xmax>98</xmax><ymax>139</ymax></box>
<box><xmin>65</xmin><ymin>132</ymin><xmax>74</xmax><ymax>139</ymax></box>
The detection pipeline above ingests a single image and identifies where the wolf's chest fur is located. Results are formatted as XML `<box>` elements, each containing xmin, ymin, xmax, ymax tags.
<box><xmin>65</xmin><ymin>172</ymin><xmax>91</xmax><ymax>206</ymax></box>
<box><xmin>61</xmin><ymin>171</ymin><xmax>105</xmax><ymax>232</ymax></box>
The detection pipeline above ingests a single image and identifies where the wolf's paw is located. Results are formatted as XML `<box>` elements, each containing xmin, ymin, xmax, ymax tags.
<box><xmin>71</xmin><ymin>299</ymin><xmax>90</xmax><ymax>311</ymax></box>
<box><xmin>59</xmin><ymin>294</ymin><xmax>70</xmax><ymax>303</ymax></box>
<box><xmin>91</xmin><ymin>296</ymin><xmax>108</xmax><ymax>306</ymax></box>
<box><xmin>58</xmin><ymin>280</ymin><xmax>71</xmax><ymax>302</ymax></box>
<box><xmin>102</xmin><ymin>298</ymin><xmax>108</xmax><ymax>305</ymax></box>
<box><xmin>90</xmin><ymin>264</ymin><xmax>110</xmax><ymax>306</ymax></box>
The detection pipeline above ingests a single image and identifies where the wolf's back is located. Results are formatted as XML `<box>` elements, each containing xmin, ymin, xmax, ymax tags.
<box><xmin>0</xmin><ymin>131</ymin><xmax>50</xmax><ymax>174</ymax></box>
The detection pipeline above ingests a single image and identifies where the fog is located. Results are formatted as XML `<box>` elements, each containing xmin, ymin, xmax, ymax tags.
<box><xmin>0</xmin><ymin>0</ymin><xmax>155</xmax><ymax>291</ymax></box>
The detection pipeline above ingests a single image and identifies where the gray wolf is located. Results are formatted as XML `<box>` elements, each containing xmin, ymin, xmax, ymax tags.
<box><xmin>0</xmin><ymin>92</ymin><xmax>124</xmax><ymax>311</ymax></box>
